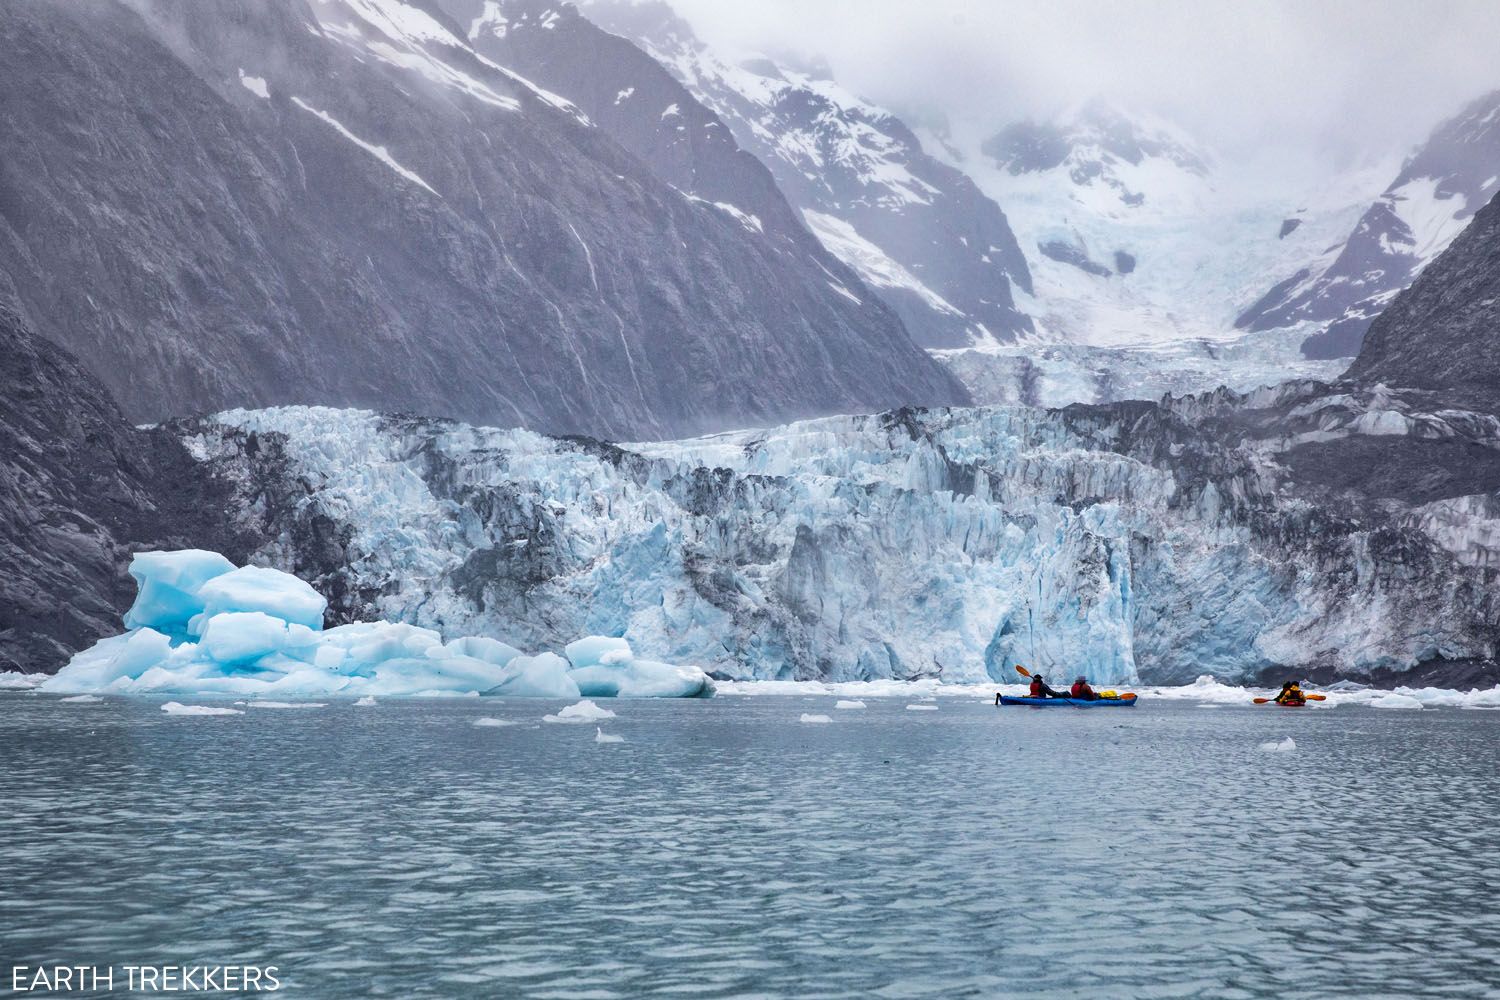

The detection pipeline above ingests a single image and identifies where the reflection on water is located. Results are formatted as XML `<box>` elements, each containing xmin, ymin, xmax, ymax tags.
<box><xmin>3</xmin><ymin>694</ymin><xmax>1499</xmax><ymax>998</ymax></box>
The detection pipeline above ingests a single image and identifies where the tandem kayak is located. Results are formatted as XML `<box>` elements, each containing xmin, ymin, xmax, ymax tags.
<box><xmin>998</xmin><ymin>695</ymin><xmax>1137</xmax><ymax>708</ymax></box>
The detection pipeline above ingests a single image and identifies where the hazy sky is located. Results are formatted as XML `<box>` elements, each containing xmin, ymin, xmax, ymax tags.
<box><xmin>666</xmin><ymin>0</ymin><xmax>1500</xmax><ymax>184</ymax></box>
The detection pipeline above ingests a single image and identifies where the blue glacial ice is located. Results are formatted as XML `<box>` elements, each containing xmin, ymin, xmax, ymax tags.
<box><xmin>41</xmin><ymin>551</ymin><xmax>715</xmax><ymax>700</ymax></box>
<box><xmin>178</xmin><ymin>394</ymin><xmax>1499</xmax><ymax>687</ymax></box>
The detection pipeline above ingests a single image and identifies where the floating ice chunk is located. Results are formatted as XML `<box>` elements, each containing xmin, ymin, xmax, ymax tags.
<box><xmin>124</xmin><ymin>550</ymin><xmax>236</xmax><ymax>634</ymax></box>
<box><xmin>354</xmin><ymin>695</ymin><xmax>378</xmax><ymax>707</ymax></box>
<box><xmin>835</xmin><ymin>699</ymin><xmax>867</xmax><ymax>709</ymax></box>
<box><xmin>485</xmin><ymin>653</ymin><xmax>580</xmax><ymax>699</ymax></box>
<box><xmin>569</xmin><ymin>658</ymin><xmax>715</xmax><ymax>699</ymax></box>
<box><xmin>1259</xmin><ymin>737</ymin><xmax>1296</xmax><ymax>752</ymax></box>
<box><xmin>595</xmin><ymin>727</ymin><xmax>624</xmax><ymax>743</ymax></box>
<box><xmin>1370</xmin><ymin>694</ymin><xmax>1424</xmax><ymax>710</ymax></box>
<box><xmin>473</xmin><ymin>717</ymin><xmax>516</xmax><ymax>727</ymax></box>
<box><xmin>0</xmin><ymin>672</ymin><xmax>43</xmax><ymax>690</ymax></box>
<box><xmin>190</xmin><ymin>566</ymin><xmax>327</xmax><ymax>635</ymax></box>
<box><xmin>906</xmin><ymin>704</ymin><xmax>939</xmax><ymax>711</ymax></box>
<box><xmin>800</xmin><ymin>713</ymin><xmax>833</xmax><ymax>723</ymax></box>
<box><xmin>60</xmin><ymin>694</ymin><xmax>102</xmax><ymax>703</ymax></box>
<box><xmin>543</xmin><ymin>699</ymin><xmax>616</xmax><ymax>723</ymax></box>
<box><xmin>161</xmin><ymin>701</ymin><xmax>242</xmax><ymax>716</ymax></box>
<box><xmin>564</xmin><ymin>636</ymin><xmax>633</xmax><ymax>668</ymax></box>
<box><xmin>48</xmin><ymin>550</ymin><xmax>713</xmax><ymax>700</ymax></box>
<box><xmin>245</xmin><ymin>701</ymin><xmax>326</xmax><ymax>709</ymax></box>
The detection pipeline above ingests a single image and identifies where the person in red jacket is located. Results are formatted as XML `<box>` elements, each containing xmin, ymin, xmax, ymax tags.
<box><xmin>1029</xmin><ymin>673</ymin><xmax>1061</xmax><ymax>699</ymax></box>
<box><xmin>1070</xmin><ymin>676</ymin><xmax>1098</xmax><ymax>701</ymax></box>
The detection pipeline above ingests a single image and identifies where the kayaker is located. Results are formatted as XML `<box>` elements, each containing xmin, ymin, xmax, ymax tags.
<box><xmin>1274</xmin><ymin>681</ymin><xmax>1306</xmax><ymax>706</ymax></box>
<box><xmin>1069</xmin><ymin>676</ymin><xmax>1098</xmax><ymax>701</ymax></box>
<box><xmin>1028</xmin><ymin>673</ymin><xmax>1061</xmax><ymax>699</ymax></box>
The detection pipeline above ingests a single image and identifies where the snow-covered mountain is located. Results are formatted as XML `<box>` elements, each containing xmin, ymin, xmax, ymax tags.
<box><xmin>922</xmin><ymin>100</ymin><xmax>1394</xmax><ymax>405</ymax></box>
<box><xmin>1239</xmin><ymin>90</ymin><xmax>1500</xmax><ymax>359</ymax></box>
<box><xmin>954</xmin><ymin>101</ymin><xmax>1391</xmax><ymax>346</ymax></box>
<box><xmin>578</xmin><ymin>0</ymin><xmax>1034</xmax><ymax>349</ymax></box>
<box><xmin>0</xmin><ymin>0</ymin><xmax>964</xmax><ymax>440</ymax></box>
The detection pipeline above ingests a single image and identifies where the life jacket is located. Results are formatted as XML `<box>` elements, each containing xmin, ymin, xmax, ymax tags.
<box><xmin>1277</xmin><ymin>687</ymin><xmax>1306</xmax><ymax>704</ymax></box>
<box><xmin>1071</xmin><ymin>680</ymin><xmax>1093</xmax><ymax>698</ymax></box>
<box><xmin>1029</xmin><ymin>678</ymin><xmax>1046</xmax><ymax>697</ymax></box>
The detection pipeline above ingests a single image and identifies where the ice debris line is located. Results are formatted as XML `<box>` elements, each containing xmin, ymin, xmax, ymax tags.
<box><xmin>41</xmin><ymin>551</ymin><xmax>716</xmax><ymax>699</ymax></box>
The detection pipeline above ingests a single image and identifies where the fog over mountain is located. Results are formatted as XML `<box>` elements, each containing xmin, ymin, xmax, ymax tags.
<box><xmin>655</xmin><ymin>0</ymin><xmax>1500</xmax><ymax>191</ymax></box>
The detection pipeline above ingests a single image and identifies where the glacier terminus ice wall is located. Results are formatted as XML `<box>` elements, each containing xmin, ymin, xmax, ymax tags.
<box><xmin>177</xmin><ymin>389</ymin><xmax>1498</xmax><ymax>686</ymax></box>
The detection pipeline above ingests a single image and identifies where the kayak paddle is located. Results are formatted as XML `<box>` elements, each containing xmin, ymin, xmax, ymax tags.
<box><xmin>1015</xmin><ymin>664</ymin><xmax>1032</xmax><ymax>678</ymax></box>
<box><xmin>1252</xmin><ymin>694</ymin><xmax>1326</xmax><ymax>704</ymax></box>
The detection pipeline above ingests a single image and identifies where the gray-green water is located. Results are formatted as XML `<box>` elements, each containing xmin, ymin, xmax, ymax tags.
<box><xmin>3</xmin><ymin>693</ymin><xmax>1498</xmax><ymax>998</ymax></box>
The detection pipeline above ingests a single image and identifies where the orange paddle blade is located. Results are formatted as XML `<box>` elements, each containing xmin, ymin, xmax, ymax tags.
<box><xmin>1252</xmin><ymin>697</ymin><xmax>1272</xmax><ymax>704</ymax></box>
<box><xmin>1306</xmin><ymin>694</ymin><xmax>1326</xmax><ymax>701</ymax></box>
<box><xmin>1014</xmin><ymin>664</ymin><xmax>1032</xmax><ymax>678</ymax></box>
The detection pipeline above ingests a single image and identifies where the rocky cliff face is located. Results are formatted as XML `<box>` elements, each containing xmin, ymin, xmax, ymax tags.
<box><xmin>579</xmin><ymin>0</ymin><xmax>1033</xmax><ymax>350</ymax></box>
<box><xmin>0</xmin><ymin>0</ymin><xmax>965</xmax><ymax>440</ymax></box>
<box><xmin>1345</xmin><ymin>190</ymin><xmax>1500</xmax><ymax>414</ymax></box>
<box><xmin>0</xmin><ymin>303</ymin><xmax>256</xmax><ymax>673</ymax></box>
<box><xmin>1237</xmin><ymin>90</ymin><xmax>1500</xmax><ymax>359</ymax></box>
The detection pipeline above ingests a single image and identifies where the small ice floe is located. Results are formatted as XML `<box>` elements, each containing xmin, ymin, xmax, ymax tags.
<box><xmin>543</xmin><ymin>699</ymin><xmax>616</xmax><ymax>724</ymax></box>
<box><xmin>1259</xmin><ymin>737</ymin><xmax>1296</xmax><ymax>753</ymax></box>
<box><xmin>245</xmin><ymin>701</ymin><xmax>326</xmax><ymax>709</ymax></box>
<box><xmin>595</xmin><ymin>727</ymin><xmax>624</xmax><ymax>744</ymax></box>
<box><xmin>0</xmin><ymin>672</ymin><xmax>42</xmax><ymax>690</ymax></box>
<box><xmin>161</xmin><ymin>701</ymin><xmax>242</xmax><ymax>716</ymax></box>
<box><xmin>800</xmin><ymin>713</ymin><xmax>833</xmax><ymax>723</ymax></box>
<box><xmin>906</xmin><ymin>704</ymin><xmax>938</xmax><ymax>711</ymax></box>
<box><xmin>473</xmin><ymin>717</ymin><xmax>516</xmax><ymax>727</ymax></box>
<box><xmin>834</xmin><ymin>699</ymin><xmax>866</xmax><ymax>710</ymax></box>
<box><xmin>1370</xmin><ymin>694</ymin><xmax>1424</xmax><ymax>710</ymax></box>
<box><xmin>354</xmin><ymin>695</ymin><xmax>378</xmax><ymax>707</ymax></box>
<box><xmin>61</xmin><ymin>695</ymin><xmax>103</xmax><ymax>703</ymax></box>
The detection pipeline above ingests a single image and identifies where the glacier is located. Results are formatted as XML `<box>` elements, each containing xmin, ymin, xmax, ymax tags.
<box><xmin>171</xmin><ymin>386</ymin><xmax>1498</xmax><ymax>688</ymax></box>
<box><xmin>42</xmin><ymin>551</ymin><xmax>715</xmax><ymax>699</ymax></box>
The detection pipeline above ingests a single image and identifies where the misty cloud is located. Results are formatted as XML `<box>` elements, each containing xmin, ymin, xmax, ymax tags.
<box><xmin>660</xmin><ymin>0</ymin><xmax>1500</xmax><ymax>184</ymax></box>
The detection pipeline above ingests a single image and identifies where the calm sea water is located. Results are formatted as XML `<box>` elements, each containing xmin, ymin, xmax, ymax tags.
<box><xmin>3</xmin><ymin>692</ymin><xmax>1499</xmax><ymax>999</ymax></box>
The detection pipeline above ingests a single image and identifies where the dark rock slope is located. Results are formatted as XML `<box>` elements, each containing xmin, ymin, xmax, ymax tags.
<box><xmin>0</xmin><ymin>0</ymin><xmax>965</xmax><ymax>440</ymax></box>
<box><xmin>0</xmin><ymin>302</ymin><xmax>256</xmax><ymax>674</ymax></box>
<box><xmin>1346</xmin><ymin>190</ymin><xmax>1500</xmax><ymax>413</ymax></box>
<box><xmin>577</xmin><ymin>0</ymin><xmax>1034</xmax><ymax>349</ymax></box>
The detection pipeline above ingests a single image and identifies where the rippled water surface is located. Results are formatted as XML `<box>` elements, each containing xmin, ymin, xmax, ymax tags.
<box><xmin>4</xmin><ymin>693</ymin><xmax>1500</xmax><ymax>998</ymax></box>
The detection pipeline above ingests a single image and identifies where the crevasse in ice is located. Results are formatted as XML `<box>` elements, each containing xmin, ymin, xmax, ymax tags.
<box><xmin>41</xmin><ymin>551</ymin><xmax>714</xmax><ymax>699</ymax></box>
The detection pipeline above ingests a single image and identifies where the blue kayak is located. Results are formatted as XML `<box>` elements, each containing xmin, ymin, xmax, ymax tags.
<box><xmin>998</xmin><ymin>695</ymin><xmax>1137</xmax><ymax>708</ymax></box>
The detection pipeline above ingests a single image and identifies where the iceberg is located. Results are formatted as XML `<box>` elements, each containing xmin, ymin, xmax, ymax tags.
<box><xmin>595</xmin><ymin>727</ymin><xmax>625</xmax><ymax>743</ymax></box>
<box><xmin>563</xmin><ymin>637</ymin><xmax>716</xmax><ymax>699</ymax></box>
<box><xmin>162</xmin><ymin>701</ymin><xmax>242</xmax><ymax>716</ymax></box>
<box><xmin>42</xmin><ymin>551</ymin><xmax>716</xmax><ymax>700</ymax></box>
<box><xmin>543</xmin><ymin>699</ymin><xmax>616</xmax><ymax>723</ymax></box>
<box><xmin>485</xmin><ymin>653</ymin><xmax>580</xmax><ymax>699</ymax></box>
